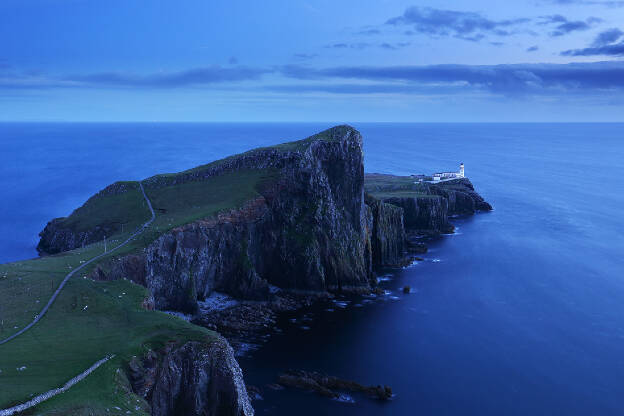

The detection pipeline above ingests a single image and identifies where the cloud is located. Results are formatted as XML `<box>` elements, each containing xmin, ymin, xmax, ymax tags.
<box><xmin>385</xmin><ymin>6</ymin><xmax>530</xmax><ymax>41</ymax></box>
<box><xmin>538</xmin><ymin>15</ymin><xmax>602</xmax><ymax>36</ymax></box>
<box><xmin>324</xmin><ymin>42</ymin><xmax>410</xmax><ymax>50</ymax></box>
<box><xmin>542</xmin><ymin>0</ymin><xmax>624</xmax><ymax>7</ymax></box>
<box><xmin>561</xmin><ymin>42</ymin><xmax>624</xmax><ymax>55</ymax></box>
<box><xmin>527</xmin><ymin>45</ymin><xmax>540</xmax><ymax>52</ymax></box>
<box><xmin>293</xmin><ymin>53</ymin><xmax>318</xmax><ymax>60</ymax></box>
<box><xmin>0</xmin><ymin>66</ymin><xmax>273</xmax><ymax>90</ymax></box>
<box><xmin>591</xmin><ymin>28</ymin><xmax>624</xmax><ymax>46</ymax></box>
<box><xmin>279</xmin><ymin>61</ymin><xmax>624</xmax><ymax>95</ymax></box>
<box><xmin>65</xmin><ymin>66</ymin><xmax>270</xmax><ymax>88</ymax></box>
<box><xmin>357</xmin><ymin>28</ymin><xmax>382</xmax><ymax>35</ymax></box>
<box><xmin>561</xmin><ymin>28</ymin><xmax>624</xmax><ymax>55</ymax></box>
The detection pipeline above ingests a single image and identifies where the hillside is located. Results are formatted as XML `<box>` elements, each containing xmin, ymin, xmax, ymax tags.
<box><xmin>1</xmin><ymin>126</ymin><xmax>491</xmax><ymax>416</ymax></box>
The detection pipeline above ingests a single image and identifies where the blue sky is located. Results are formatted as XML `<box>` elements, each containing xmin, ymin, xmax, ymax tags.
<box><xmin>1</xmin><ymin>0</ymin><xmax>623</xmax><ymax>121</ymax></box>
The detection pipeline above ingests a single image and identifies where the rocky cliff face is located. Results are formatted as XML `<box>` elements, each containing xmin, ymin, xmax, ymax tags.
<box><xmin>429</xmin><ymin>178</ymin><xmax>493</xmax><ymax>215</ymax></box>
<box><xmin>364</xmin><ymin>195</ymin><xmax>406</xmax><ymax>267</ymax></box>
<box><xmin>128</xmin><ymin>337</ymin><xmax>253</xmax><ymax>416</ymax></box>
<box><xmin>382</xmin><ymin>195</ymin><xmax>453</xmax><ymax>235</ymax></box>
<box><xmin>374</xmin><ymin>178</ymin><xmax>492</xmax><ymax>236</ymax></box>
<box><xmin>143</xmin><ymin>126</ymin><xmax>374</xmax><ymax>312</ymax></box>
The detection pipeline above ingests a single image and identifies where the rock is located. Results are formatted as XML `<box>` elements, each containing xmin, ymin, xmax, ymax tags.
<box><xmin>245</xmin><ymin>385</ymin><xmax>263</xmax><ymax>401</ymax></box>
<box><xmin>277</xmin><ymin>370</ymin><xmax>392</xmax><ymax>401</ymax></box>
<box><xmin>129</xmin><ymin>338</ymin><xmax>254</xmax><ymax>416</ymax></box>
<box><xmin>365</xmin><ymin>194</ymin><xmax>406</xmax><ymax>267</ymax></box>
<box><xmin>142</xmin><ymin>126</ymin><xmax>376</xmax><ymax>313</ymax></box>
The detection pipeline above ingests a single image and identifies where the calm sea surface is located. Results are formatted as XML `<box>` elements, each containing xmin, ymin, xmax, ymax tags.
<box><xmin>1</xmin><ymin>123</ymin><xmax>623</xmax><ymax>415</ymax></box>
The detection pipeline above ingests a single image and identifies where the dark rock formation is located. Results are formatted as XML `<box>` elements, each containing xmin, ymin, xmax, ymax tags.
<box><xmin>365</xmin><ymin>194</ymin><xmax>406</xmax><ymax>267</ymax></box>
<box><xmin>143</xmin><ymin>126</ymin><xmax>375</xmax><ymax>313</ymax></box>
<box><xmin>375</xmin><ymin>177</ymin><xmax>492</xmax><ymax>236</ymax></box>
<box><xmin>383</xmin><ymin>195</ymin><xmax>454</xmax><ymax>235</ymax></box>
<box><xmin>430</xmin><ymin>178</ymin><xmax>493</xmax><ymax>214</ymax></box>
<box><xmin>277</xmin><ymin>369</ymin><xmax>392</xmax><ymax>401</ymax></box>
<box><xmin>128</xmin><ymin>337</ymin><xmax>254</xmax><ymax>416</ymax></box>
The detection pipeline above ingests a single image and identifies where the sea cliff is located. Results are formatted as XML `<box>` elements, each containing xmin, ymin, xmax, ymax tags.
<box><xmin>35</xmin><ymin>125</ymin><xmax>491</xmax><ymax>415</ymax></box>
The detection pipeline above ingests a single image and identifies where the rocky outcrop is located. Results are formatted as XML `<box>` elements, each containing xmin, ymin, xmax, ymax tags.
<box><xmin>277</xmin><ymin>369</ymin><xmax>392</xmax><ymax>401</ymax></box>
<box><xmin>365</xmin><ymin>194</ymin><xmax>406</xmax><ymax>266</ymax></box>
<box><xmin>128</xmin><ymin>337</ymin><xmax>253</xmax><ymax>416</ymax></box>
<box><xmin>143</xmin><ymin>126</ymin><xmax>375</xmax><ymax>313</ymax></box>
<box><xmin>429</xmin><ymin>178</ymin><xmax>493</xmax><ymax>214</ymax></box>
<box><xmin>374</xmin><ymin>178</ymin><xmax>492</xmax><ymax>236</ymax></box>
<box><xmin>382</xmin><ymin>195</ymin><xmax>453</xmax><ymax>235</ymax></box>
<box><xmin>37</xmin><ymin>182</ymin><xmax>139</xmax><ymax>255</ymax></box>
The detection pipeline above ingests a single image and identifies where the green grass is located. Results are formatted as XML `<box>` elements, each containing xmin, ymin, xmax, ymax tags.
<box><xmin>146</xmin><ymin>169</ymin><xmax>278</xmax><ymax>231</ymax></box>
<box><xmin>0</xmin><ymin>167</ymin><xmax>279</xmax><ymax>413</ymax></box>
<box><xmin>0</xmin><ymin>126</ymin><xmax>350</xmax><ymax>413</ymax></box>
<box><xmin>0</xmin><ymin>263</ymin><xmax>213</xmax><ymax>414</ymax></box>
<box><xmin>367</xmin><ymin>191</ymin><xmax>439</xmax><ymax>199</ymax></box>
<box><xmin>364</xmin><ymin>173</ymin><xmax>436</xmax><ymax>200</ymax></box>
<box><xmin>49</xmin><ymin>182</ymin><xmax>149</xmax><ymax>236</ymax></box>
<box><xmin>149</xmin><ymin>125</ymin><xmax>353</xmax><ymax>181</ymax></box>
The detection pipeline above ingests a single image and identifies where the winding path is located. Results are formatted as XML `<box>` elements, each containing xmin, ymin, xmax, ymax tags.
<box><xmin>0</xmin><ymin>182</ymin><xmax>155</xmax><ymax>346</ymax></box>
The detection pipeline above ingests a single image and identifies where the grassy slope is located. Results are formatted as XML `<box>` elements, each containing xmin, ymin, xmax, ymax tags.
<box><xmin>0</xmin><ymin>167</ymin><xmax>278</xmax><ymax>414</ymax></box>
<box><xmin>47</xmin><ymin>182</ymin><xmax>149</xmax><ymax>237</ymax></box>
<box><xmin>364</xmin><ymin>173</ymin><xmax>434</xmax><ymax>199</ymax></box>
<box><xmin>0</xmin><ymin>126</ymin><xmax>347</xmax><ymax>413</ymax></box>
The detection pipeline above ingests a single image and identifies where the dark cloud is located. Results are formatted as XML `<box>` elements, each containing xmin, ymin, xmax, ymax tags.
<box><xmin>560</xmin><ymin>28</ymin><xmax>624</xmax><ymax>55</ymax></box>
<box><xmin>380</xmin><ymin>42</ymin><xmax>411</xmax><ymax>50</ymax></box>
<box><xmin>357</xmin><ymin>28</ymin><xmax>381</xmax><ymax>35</ymax></box>
<box><xmin>539</xmin><ymin>15</ymin><xmax>601</xmax><ymax>36</ymax></box>
<box><xmin>324</xmin><ymin>42</ymin><xmax>370</xmax><ymax>49</ymax></box>
<box><xmin>591</xmin><ymin>28</ymin><xmax>624</xmax><ymax>46</ymax></box>
<box><xmin>527</xmin><ymin>45</ymin><xmax>539</xmax><ymax>52</ymax></box>
<box><xmin>293</xmin><ymin>53</ymin><xmax>318</xmax><ymax>60</ymax></box>
<box><xmin>325</xmin><ymin>42</ymin><xmax>410</xmax><ymax>50</ymax></box>
<box><xmin>0</xmin><ymin>66</ymin><xmax>272</xmax><ymax>90</ymax></box>
<box><xmin>385</xmin><ymin>6</ymin><xmax>530</xmax><ymax>41</ymax></box>
<box><xmin>543</xmin><ymin>0</ymin><xmax>624</xmax><ymax>7</ymax></box>
<box><xmin>561</xmin><ymin>41</ymin><xmax>624</xmax><ymax>55</ymax></box>
<box><xmin>66</xmin><ymin>66</ymin><xmax>270</xmax><ymax>87</ymax></box>
<box><xmin>279</xmin><ymin>61</ymin><xmax>624</xmax><ymax>95</ymax></box>
<box><xmin>266</xmin><ymin>83</ymin><xmax>468</xmax><ymax>95</ymax></box>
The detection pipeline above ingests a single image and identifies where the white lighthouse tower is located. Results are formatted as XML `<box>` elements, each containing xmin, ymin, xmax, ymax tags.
<box><xmin>459</xmin><ymin>163</ymin><xmax>465</xmax><ymax>178</ymax></box>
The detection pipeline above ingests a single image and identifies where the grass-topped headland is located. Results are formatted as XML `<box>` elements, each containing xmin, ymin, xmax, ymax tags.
<box><xmin>0</xmin><ymin>124</ymin><xmax>366</xmax><ymax>415</ymax></box>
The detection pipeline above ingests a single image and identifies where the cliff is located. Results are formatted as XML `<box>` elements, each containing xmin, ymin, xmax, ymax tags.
<box><xmin>365</xmin><ymin>174</ymin><xmax>492</xmax><ymax>236</ymax></box>
<box><xmin>31</xmin><ymin>126</ymin><xmax>491</xmax><ymax>416</ymax></box>
<box><xmin>39</xmin><ymin>127</ymin><xmax>492</xmax><ymax>313</ymax></box>
<box><xmin>129</xmin><ymin>338</ymin><xmax>253</xmax><ymax>416</ymax></box>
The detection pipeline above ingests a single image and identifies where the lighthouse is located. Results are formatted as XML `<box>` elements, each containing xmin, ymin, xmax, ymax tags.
<box><xmin>459</xmin><ymin>163</ymin><xmax>465</xmax><ymax>178</ymax></box>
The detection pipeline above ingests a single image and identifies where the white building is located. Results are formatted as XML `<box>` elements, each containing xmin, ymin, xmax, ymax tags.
<box><xmin>432</xmin><ymin>163</ymin><xmax>465</xmax><ymax>181</ymax></box>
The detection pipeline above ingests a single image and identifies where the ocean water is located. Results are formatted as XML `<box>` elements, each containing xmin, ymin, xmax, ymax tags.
<box><xmin>1</xmin><ymin>123</ymin><xmax>623</xmax><ymax>415</ymax></box>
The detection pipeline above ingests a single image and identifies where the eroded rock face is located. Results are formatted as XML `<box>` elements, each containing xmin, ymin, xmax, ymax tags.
<box><xmin>383</xmin><ymin>195</ymin><xmax>453</xmax><ymax>235</ymax></box>
<box><xmin>144</xmin><ymin>126</ymin><xmax>375</xmax><ymax>312</ymax></box>
<box><xmin>365</xmin><ymin>195</ymin><xmax>406</xmax><ymax>267</ymax></box>
<box><xmin>430</xmin><ymin>178</ymin><xmax>493</xmax><ymax>214</ymax></box>
<box><xmin>381</xmin><ymin>178</ymin><xmax>492</xmax><ymax>235</ymax></box>
<box><xmin>129</xmin><ymin>338</ymin><xmax>254</xmax><ymax>416</ymax></box>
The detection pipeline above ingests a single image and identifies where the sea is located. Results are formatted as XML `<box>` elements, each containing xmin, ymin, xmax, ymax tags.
<box><xmin>1</xmin><ymin>123</ymin><xmax>623</xmax><ymax>415</ymax></box>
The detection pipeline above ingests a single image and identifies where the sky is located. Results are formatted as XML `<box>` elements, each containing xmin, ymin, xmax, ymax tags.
<box><xmin>1</xmin><ymin>0</ymin><xmax>624</xmax><ymax>122</ymax></box>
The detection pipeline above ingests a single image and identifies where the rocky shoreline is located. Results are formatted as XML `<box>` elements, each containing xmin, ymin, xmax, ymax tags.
<box><xmin>35</xmin><ymin>125</ymin><xmax>491</xmax><ymax>415</ymax></box>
